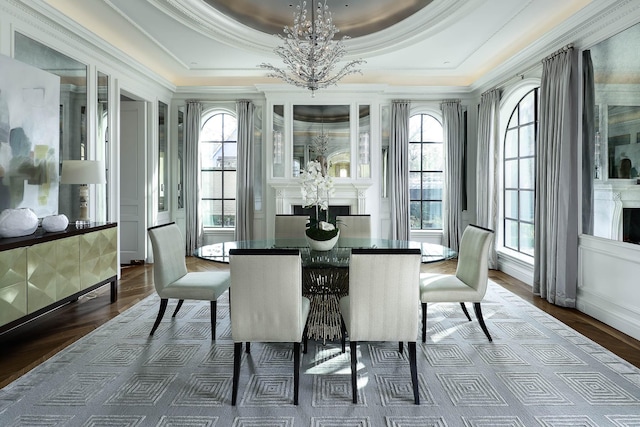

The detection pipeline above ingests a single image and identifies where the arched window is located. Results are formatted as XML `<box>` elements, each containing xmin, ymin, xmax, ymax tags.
<box><xmin>200</xmin><ymin>111</ymin><xmax>237</xmax><ymax>228</ymax></box>
<box><xmin>409</xmin><ymin>113</ymin><xmax>444</xmax><ymax>230</ymax></box>
<box><xmin>503</xmin><ymin>88</ymin><xmax>538</xmax><ymax>256</ymax></box>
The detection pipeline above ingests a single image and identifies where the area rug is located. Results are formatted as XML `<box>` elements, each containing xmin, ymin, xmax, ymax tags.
<box><xmin>1</xmin><ymin>281</ymin><xmax>640</xmax><ymax>427</ymax></box>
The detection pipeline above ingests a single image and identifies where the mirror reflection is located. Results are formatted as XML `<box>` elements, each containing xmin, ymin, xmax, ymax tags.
<box><xmin>293</xmin><ymin>105</ymin><xmax>351</xmax><ymax>177</ymax></box>
<box><xmin>158</xmin><ymin>101</ymin><xmax>168</xmax><ymax>211</ymax></box>
<box><xmin>96</xmin><ymin>71</ymin><xmax>109</xmax><ymax>221</ymax></box>
<box><xmin>585</xmin><ymin>22</ymin><xmax>640</xmax><ymax>243</ymax></box>
<box><xmin>14</xmin><ymin>32</ymin><xmax>87</xmax><ymax>220</ymax></box>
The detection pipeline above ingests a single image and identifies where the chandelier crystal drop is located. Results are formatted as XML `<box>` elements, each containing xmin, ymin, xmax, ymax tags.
<box><xmin>259</xmin><ymin>0</ymin><xmax>365</xmax><ymax>96</ymax></box>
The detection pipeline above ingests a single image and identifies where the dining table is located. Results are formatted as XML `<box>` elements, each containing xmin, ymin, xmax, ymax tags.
<box><xmin>194</xmin><ymin>237</ymin><xmax>456</xmax><ymax>343</ymax></box>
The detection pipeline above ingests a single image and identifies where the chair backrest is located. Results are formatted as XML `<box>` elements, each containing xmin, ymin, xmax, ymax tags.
<box><xmin>347</xmin><ymin>248</ymin><xmax>421</xmax><ymax>342</ymax></box>
<box><xmin>337</xmin><ymin>215</ymin><xmax>371</xmax><ymax>239</ymax></box>
<box><xmin>274</xmin><ymin>215</ymin><xmax>310</xmax><ymax>239</ymax></box>
<box><xmin>148</xmin><ymin>223</ymin><xmax>188</xmax><ymax>292</ymax></box>
<box><xmin>229</xmin><ymin>248</ymin><xmax>304</xmax><ymax>342</ymax></box>
<box><xmin>455</xmin><ymin>225</ymin><xmax>495</xmax><ymax>294</ymax></box>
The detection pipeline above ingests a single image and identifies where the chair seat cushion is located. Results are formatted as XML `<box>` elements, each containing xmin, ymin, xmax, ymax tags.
<box><xmin>420</xmin><ymin>273</ymin><xmax>483</xmax><ymax>303</ymax></box>
<box><xmin>158</xmin><ymin>271</ymin><xmax>230</xmax><ymax>301</ymax></box>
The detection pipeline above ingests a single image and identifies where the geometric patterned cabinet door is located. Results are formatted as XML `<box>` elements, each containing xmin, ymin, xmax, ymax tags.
<box><xmin>27</xmin><ymin>236</ymin><xmax>81</xmax><ymax>314</ymax></box>
<box><xmin>0</xmin><ymin>247</ymin><xmax>28</xmax><ymax>327</ymax></box>
<box><xmin>80</xmin><ymin>227</ymin><xmax>117</xmax><ymax>290</ymax></box>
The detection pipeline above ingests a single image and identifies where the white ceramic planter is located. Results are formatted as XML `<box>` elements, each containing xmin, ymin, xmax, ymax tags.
<box><xmin>306</xmin><ymin>229</ymin><xmax>340</xmax><ymax>251</ymax></box>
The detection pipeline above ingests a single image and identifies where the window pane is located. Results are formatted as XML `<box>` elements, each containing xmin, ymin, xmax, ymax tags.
<box><xmin>409</xmin><ymin>172</ymin><xmax>421</xmax><ymax>200</ymax></box>
<box><xmin>519</xmin><ymin>158</ymin><xmax>534</xmax><ymax>189</ymax></box>
<box><xmin>409</xmin><ymin>143</ymin><xmax>421</xmax><ymax>170</ymax></box>
<box><xmin>519</xmin><ymin>124</ymin><xmax>535</xmax><ymax>156</ymax></box>
<box><xmin>520</xmin><ymin>223</ymin><xmax>535</xmax><ymax>256</ymax></box>
<box><xmin>422</xmin><ymin>201</ymin><xmax>442</xmax><ymax>229</ymax></box>
<box><xmin>223</xmin><ymin>200</ymin><xmax>236</xmax><ymax>227</ymax></box>
<box><xmin>201</xmin><ymin>114</ymin><xmax>223</xmax><ymax>141</ymax></box>
<box><xmin>201</xmin><ymin>171</ymin><xmax>222</xmax><ymax>198</ymax></box>
<box><xmin>422</xmin><ymin>172</ymin><xmax>442</xmax><ymax>200</ymax></box>
<box><xmin>222</xmin><ymin>142</ymin><xmax>237</xmax><ymax>169</ymax></box>
<box><xmin>422</xmin><ymin>143</ymin><xmax>443</xmax><ymax>171</ymax></box>
<box><xmin>202</xmin><ymin>142</ymin><xmax>222</xmax><ymax>170</ymax></box>
<box><xmin>423</xmin><ymin>115</ymin><xmax>443</xmax><ymax>142</ymax></box>
<box><xmin>505</xmin><ymin>129</ymin><xmax>518</xmax><ymax>158</ymax></box>
<box><xmin>504</xmin><ymin>159</ymin><xmax>518</xmax><ymax>188</ymax></box>
<box><xmin>410</xmin><ymin>201</ymin><xmax>421</xmax><ymax>229</ymax></box>
<box><xmin>202</xmin><ymin>200</ymin><xmax>222</xmax><ymax>227</ymax></box>
<box><xmin>223</xmin><ymin>171</ymin><xmax>236</xmax><ymax>196</ymax></box>
<box><xmin>520</xmin><ymin>91</ymin><xmax>535</xmax><ymax>124</ymax></box>
<box><xmin>504</xmin><ymin>219</ymin><xmax>518</xmax><ymax>250</ymax></box>
<box><xmin>504</xmin><ymin>190</ymin><xmax>518</xmax><ymax>219</ymax></box>
<box><xmin>520</xmin><ymin>190</ymin><xmax>534</xmax><ymax>222</ymax></box>
<box><xmin>409</xmin><ymin>116</ymin><xmax>422</xmax><ymax>142</ymax></box>
<box><xmin>223</xmin><ymin>116</ymin><xmax>237</xmax><ymax>141</ymax></box>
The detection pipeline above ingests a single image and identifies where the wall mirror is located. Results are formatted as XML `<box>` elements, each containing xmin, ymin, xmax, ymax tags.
<box><xmin>293</xmin><ymin>105</ymin><xmax>351</xmax><ymax>177</ymax></box>
<box><xmin>158</xmin><ymin>101</ymin><xmax>168</xmax><ymax>212</ymax></box>
<box><xmin>13</xmin><ymin>32</ymin><xmax>87</xmax><ymax>220</ymax></box>
<box><xmin>177</xmin><ymin>105</ymin><xmax>184</xmax><ymax>209</ymax></box>
<box><xmin>584</xmin><ymin>22</ymin><xmax>640</xmax><ymax>243</ymax></box>
<box><xmin>96</xmin><ymin>71</ymin><xmax>109</xmax><ymax>221</ymax></box>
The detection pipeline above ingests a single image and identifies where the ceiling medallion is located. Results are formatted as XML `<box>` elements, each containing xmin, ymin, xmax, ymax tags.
<box><xmin>259</xmin><ymin>0</ymin><xmax>365</xmax><ymax>96</ymax></box>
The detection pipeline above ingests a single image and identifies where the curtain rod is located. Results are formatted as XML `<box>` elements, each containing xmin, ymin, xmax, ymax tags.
<box><xmin>544</xmin><ymin>43</ymin><xmax>574</xmax><ymax>61</ymax></box>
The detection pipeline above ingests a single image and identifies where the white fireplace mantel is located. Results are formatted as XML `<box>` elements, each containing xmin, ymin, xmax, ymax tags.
<box><xmin>269</xmin><ymin>181</ymin><xmax>373</xmax><ymax>215</ymax></box>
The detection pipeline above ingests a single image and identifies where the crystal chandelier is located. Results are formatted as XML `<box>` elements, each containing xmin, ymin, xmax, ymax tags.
<box><xmin>260</xmin><ymin>0</ymin><xmax>365</xmax><ymax>96</ymax></box>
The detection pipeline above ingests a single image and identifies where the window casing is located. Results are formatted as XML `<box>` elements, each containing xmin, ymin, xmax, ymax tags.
<box><xmin>503</xmin><ymin>88</ymin><xmax>538</xmax><ymax>256</ymax></box>
<box><xmin>200</xmin><ymin>112</ymin><xmax>237</xmax><ymax>228</ymax></box>
<box><xmin>409</xmin><ymin>113</ymin><xmax>444</xmax><ymax>230</ymax></box>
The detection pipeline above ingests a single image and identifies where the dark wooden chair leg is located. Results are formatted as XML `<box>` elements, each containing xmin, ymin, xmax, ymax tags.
<box><xmin>421</xmin><ymin>302</ymin><xmax>427</xmax><ymax>343</ymax></box>
<box><xmin>172</xmin><ymin>299</ymin><xmax>184</xmax><ymax>317</ymax></box>
<box><xmin>350</xmin><ymin>341</ymin><xmax>358</xmax><ymax>403</ymax></box>
<box><xmin>302</xmin><ymin>324</ymin><xmax>309</xmax><ymax>354</ymax></box>
<box><xmin>293</xmin><ymin>342</ymin><xmax>301</xmax><ymax>405</ymax></box>
<box><xmin>409</xmin><ymin>341</ymin><xmax>419</xmax><ymax>405</ymax></box>
<box><xmin>232</xmin><ymin>342</ymin><xmax>242</xmax><ymax>405</ymax></box>
<box><xmin>460</xmin><ymin>302</ymin><xmax>472</xmax><ymax>321</ymax></box>
<box><xmin>399</xmin><ymin>342</ymin><xmax>404</xmax><ymax>354</ymax></box>
<box><xmin>210</xmin><ymin>300</ymin><xmax>217</xmax><ymax>340</ymax></box>
<box><xmin>245</xmin><ymin>342</ymin><xmax>251</xmax><ymax>354</ymax></box>
<box><xmin>474</xmin><ymin>302</ymin><xmax>492</xmax><ymax>342</ymax></box>
<box><xmin>150</xmin><ymin>298</ymin><xmax>168</xmax><ymax>336</ymax></box>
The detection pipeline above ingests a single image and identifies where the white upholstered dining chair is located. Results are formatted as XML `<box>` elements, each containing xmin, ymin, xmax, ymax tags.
<box><xmin>336</xmin><ymin>214</ymin><xmax>371</xmax><ymax>239</ymax></box>
<box><xmin>339</xmin><ymin>248</ymin><xmax>422</xmax><ymax>404</ymax></box>
<box><xmin>147</xmin><ymin>223</ymin><xmax>230</xmax><ymax>339</ymax></box>
<box><xmin>420</xmin><ymin>224</ymin><xmax>494</xmax><ymax>342</ymax></box>
<box><xmin>274</xmin><ymin>214</ymin><xmax>310</xmax><ymax>240</ymax></box>
<box><xmin>229</xmin><ymin>248</ymin><xmax>310</xmax><ymax>406</ymax></box>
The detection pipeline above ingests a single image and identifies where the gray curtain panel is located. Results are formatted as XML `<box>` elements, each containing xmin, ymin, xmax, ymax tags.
<box><xmin>389</xmin><ymin>100</ymin><xmax>410</xmax><ymax>240</ymax></box>
<box><xmin>184</xmin><ymin>100</ymin><xmax>203</xmax><ymax>255</ymax></box>
<box><xmin>582</xmin><ymin>50</ymin><xmax>595</xmax><ymax>236</ymax></box>
<box><xmin>441</xmin><ymin>100</ymin><xmax>464</xmax><ymax>251</ymax></box>
<box><xmin>534</xmin><ymin>46</ymin><xmax>578</xmax><ymax>307</ymax></box>
<box><xmin>235</xmin><ymin>100</ymin><xmax>255</xmax><ymax>241</ymax></box>
<box><xmin>476</xmin><ymin>89</ymin><xmax>501</xmax><ymax>269</ymax></box>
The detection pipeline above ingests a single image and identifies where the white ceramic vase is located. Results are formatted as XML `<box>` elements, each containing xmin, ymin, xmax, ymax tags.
<box><xmin>306</xmin><ymin>229</ymin><xmax>340</xmax><ymax>251</ymax></box>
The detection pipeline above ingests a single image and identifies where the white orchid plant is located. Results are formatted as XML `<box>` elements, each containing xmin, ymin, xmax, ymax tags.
<box><xmin>300</xmin><ymin>160</ymin><xmax>339</xmax><ymax>240</ymax></box>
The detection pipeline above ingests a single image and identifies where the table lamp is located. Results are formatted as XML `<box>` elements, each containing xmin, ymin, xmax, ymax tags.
<box><xmin>60</xmin><ymin>160</ymin><xmax>106</xmax><ymax>225</ymax></box>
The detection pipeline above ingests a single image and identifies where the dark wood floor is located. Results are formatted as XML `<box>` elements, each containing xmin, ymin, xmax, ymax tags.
<box><xmin>1</xmin><ymin>258</ymin><xmax>639</xmax><ymax>389</ymax></box>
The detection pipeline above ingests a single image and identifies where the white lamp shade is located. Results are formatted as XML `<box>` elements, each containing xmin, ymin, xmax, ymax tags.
<box><xmin>60</xmin><ymin>160</ymin><xmax>106</xmax><ymax>184</ymax></box>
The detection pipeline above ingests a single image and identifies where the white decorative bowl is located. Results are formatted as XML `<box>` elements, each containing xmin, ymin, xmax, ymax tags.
<box><xmin>0</xmin><ymin>208</ymin><xmax>39</xmax><ymax>238</ymax></box>
<box><xmin>42</xmin><ymin>214</ymin><xmax>69</xmax><ymax>232</ymax></box>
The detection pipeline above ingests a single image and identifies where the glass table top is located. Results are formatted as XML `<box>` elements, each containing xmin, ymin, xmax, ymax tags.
<box><xmin>194</xmin><ymin>238</ymin><xmax>456</xmax><ymax>266</ymax></box>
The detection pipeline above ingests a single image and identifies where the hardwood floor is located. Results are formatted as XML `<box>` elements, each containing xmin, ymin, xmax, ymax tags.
<box><xmin>1</xmin><ymin>258</ymin><xmax>639</xmax><ymax>389</ymax></box>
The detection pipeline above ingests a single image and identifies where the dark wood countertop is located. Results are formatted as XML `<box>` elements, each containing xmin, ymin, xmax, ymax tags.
<box><xmin>0</xmin><ymin>222</ymin><xmax>117</xmax><ymax>251</ymax></box>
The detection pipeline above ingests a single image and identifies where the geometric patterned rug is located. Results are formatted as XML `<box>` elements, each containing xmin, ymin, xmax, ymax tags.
<box><xmin>1</xmin><ymin>281</ymin><xmax>639</xmax><ymax>427</ymax></box>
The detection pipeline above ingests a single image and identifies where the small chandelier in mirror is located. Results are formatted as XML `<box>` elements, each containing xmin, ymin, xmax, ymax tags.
<box><xmin>259</xmin><ymin>0</ymin><xmax>365</xmax><ymax>97</ymax></box>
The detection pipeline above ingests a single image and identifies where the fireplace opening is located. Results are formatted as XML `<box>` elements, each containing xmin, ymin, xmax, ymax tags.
<box><xmin>622</xmin><ymin>208</ymin><xmax>640</xmax><ymax>244</ymax></box>
<box><xmin>293</xmin><ymin>205</ymin><xmax>351</xmax><ymax>220</ymax></box>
